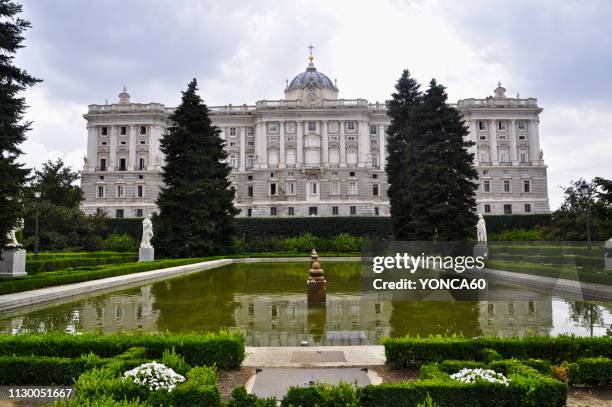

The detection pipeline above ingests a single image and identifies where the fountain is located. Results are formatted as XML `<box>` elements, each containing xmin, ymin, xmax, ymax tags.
<box><xmin>307</xmin><ymin>249</ymin><xmax>326</xmax><ymax>303</ymax></box>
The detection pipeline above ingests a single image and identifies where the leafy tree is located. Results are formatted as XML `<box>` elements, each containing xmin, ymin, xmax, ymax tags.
<box><xmin>0</xmin><ymin>0</ymin><xmax>41</xmax><ymax>249</ymax></box>
<box><xmin>544</xmin><ymin>177</ymin><xmax>612</xmax><ymax>241</ymax></box>
<box><xmin>153</xmin><ymin>79</ymin><xmax>238</xmax><ymax>257</ymax></box>
<box><xmin>386</xmin><ymin>72</ymin><xmax>478</xmax><ymax>240</ymax></box>
<box><xmin>30</xmin><ymin>158</ymin><xmax>83</xmax><ymax>208</ymax></box>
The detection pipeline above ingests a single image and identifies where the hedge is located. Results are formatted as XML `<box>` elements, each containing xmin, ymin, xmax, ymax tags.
<box><xmin>26</xmin><ymin>253</ymin><xmax>137</xmax><ymax>273</ymax></box>
<box><xmin>104</xmin><ymin>215</ymin><xmax>551</xmax><ymax>241</ymax></box>
<box><xmin>383</xmin><ymin>335</ymin><xmax>612</xmax><ymax>368</ymax></box>
<box><xmin>566</xmin><ymin>357</ymin><xmax>612</xmax><ymax>386</ymax></box>
<box><xmin>0</xmin><ymin>331</ymin><xmax>245</xmax><ymax>370</ymax></box>
<box><xmin>0</xmin><ymin>258</ymin><xmax>208</xmax><ymax>295</ymax></box>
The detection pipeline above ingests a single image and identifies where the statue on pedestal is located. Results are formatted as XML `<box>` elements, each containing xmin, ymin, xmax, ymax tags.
<box><xmin>476</xmin><ymin>214</ymin><xmax>487</xmax><ymax>244</ymax></box>
<box><xmin>1</xmin><ymin>219</ymin><xmax>26</xmax><ymax>278</ymax></box>
<box><xmin>139</xmin><ymin>215</ymin><xmax>154</xmax><ymax>262</ymax></box>
<box><xmin>5</xmin><ymin>219</ymin><xmax>23</xmax><ymax>248</ymax></box>
<box><xmin>140</xmin><ymin>215</ymin><xmax>153</xmax><ymax>248</ymax></box>
<box><xmin>605</xmin><ymin>237</ymin><xmax>612</xmax><ymax>270</ymax></box>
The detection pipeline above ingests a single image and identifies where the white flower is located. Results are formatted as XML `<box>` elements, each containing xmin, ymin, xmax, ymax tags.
<box><xmin>123</xmin><ymin>362</ymin><xmax>186</xmax><ymax>392</ymax></box>
<box><xmin>450</xmin><ymin>368</ymin><xmax>510</xmax><ymax>386</ymax></box>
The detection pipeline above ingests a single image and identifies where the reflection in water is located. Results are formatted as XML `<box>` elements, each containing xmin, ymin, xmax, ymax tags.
<box><xmin>0</xmin><ymin>262</ymin><xmax>611</xmax><ymax>345</ymax></box>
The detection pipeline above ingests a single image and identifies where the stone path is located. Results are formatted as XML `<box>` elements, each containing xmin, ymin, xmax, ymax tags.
<box><xmin>247</xmin><ymin>367</ymin><xmax>381</xmax><ymax>400</ymax></box>
<box><xmin>243</xmin><ymin>345</ymin><xmax>386</xmax><ymax>368</ymax></box>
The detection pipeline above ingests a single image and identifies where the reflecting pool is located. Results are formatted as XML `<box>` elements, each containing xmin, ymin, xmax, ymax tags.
<box><xmin>1</xmin><ymin>262</ymin><xmax>611</xmax><ymax>346</ymax></box>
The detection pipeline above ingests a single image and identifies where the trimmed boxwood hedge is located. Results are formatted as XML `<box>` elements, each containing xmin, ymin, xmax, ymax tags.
<box><xmin>383</xmin><ymin>335</ymin><xmax>612</xmax><ymax>368</ymax></box>
<box><xmin>0</xmin><ymin>331</ymin><xmax>245</xmax><ymax>370</ymax></box>
<box><xmin>26</xmin><ymin>253</ymin><xmax>137</xmax><ymax>273</ymax></box>
<box><xmin>566</xmin><ymin>357</ymin><xmax>612</xmax><ymax>385</ymax></box>
<box><xmin>104</xmin><ymin>214</ymin><xmax>552</xmax><ymax>241</ymax></box>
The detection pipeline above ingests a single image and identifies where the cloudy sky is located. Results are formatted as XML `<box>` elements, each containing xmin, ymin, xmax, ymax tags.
<box><xmin>15</xmin><ymin>0</ymin><xmax>612</xmax><ymax>209</ymax></box>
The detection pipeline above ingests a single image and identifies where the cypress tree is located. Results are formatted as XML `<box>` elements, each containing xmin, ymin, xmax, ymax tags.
<box><xmin>386</xmin><ymin>73</ymin><xmax>478</xmax><ymax>240</ymax></box>
<box><xmin>153</xmin><ymin>79</ymin><xmax>238</xmax><ymax>257</ymax></box>
<box><xmin>385</xmin><ymin>70</ymin><xmax>422</xmax><ymax>239</ymax></box>
<box><xmin>0</xmin><ymin>0</ymin><xmax>41</xmax><ymax>249</ymax></box>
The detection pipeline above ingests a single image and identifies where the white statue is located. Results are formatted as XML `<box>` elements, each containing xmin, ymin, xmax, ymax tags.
<box><xmin>476</xmin><ymin>213</ymin><xmax>487</xmax><ymax>243</ymax></box>
<box><xmin>5</xmin><ymin>219</ymin><xmax>23</xmax><ymax>248</ymax></box>
<box><xmin>140</xmin><ymin>215</ymin><xmax>153</xmax><ymax>248</ymax></box>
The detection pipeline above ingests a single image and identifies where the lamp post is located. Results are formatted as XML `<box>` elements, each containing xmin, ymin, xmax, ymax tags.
<box><xmin>579</xmin><ymin>180</ymin><xmax>592</xmax><ymax>251</ymax></box>
<box><xmin>34</xmin><ymin>191</ymin><xmax>41</xmax><ymax>259</ymax></box>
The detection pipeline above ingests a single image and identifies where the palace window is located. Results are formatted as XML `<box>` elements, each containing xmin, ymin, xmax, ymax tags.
<box><xmin>373</xmin><ymin>184</ymin><xmax>379</xmax><ymax>196</ymax></box>
<box><xmin>498</xmin><ymin>120</ymin><xmax>507</xmax><ymax>131</ymax></box>
<box><xmin>119</xmin><ymin>158</ymin><xmax>127</xmax><ymax>171</ymax></box>
<box><xmin>309</xmin><ymin>207</ymin><xmax>318</xmax><ymax>216</ymax></box>
<box><xmin>288</xmin><ymin>207</ymin><xmax>295</xmax><ymax>216</ymax></box>
<box><xmin>230</xmin><ymin>127</ymin><xmax>236</xmax><ymax>136</ymax></box>
<box><xmin>504</xmin><ymin>204</ymin><xmax>512</xmax><ymax>215</ymax></box>
<box><xmin>520</xmin><ymin>153</ymin><xmax>527</xmax><ymax>163</ymax></box>
<box><xmin>270</xmin><ymin>207</ymin><xmax>277</xmax><ymax>216</ymax></box>
<box><xmin>120</xmin><ymin>126</ymin><xmax>127</xmax><ymax>135</ymax></box>
<box><xmin>247</xmin><ymin>185</ymin><xmax>253</xmax><ymax>198</ymax></box>
<box><xmin>136</xmin><ymin>209</ymin><xmax>143</xmax><ymax>217</ymax></box>
<box><xmin>286</xmin><ymin>182</ymin><xmax>295</xmax><ymax>195</ymax></box>
<box><xmin>248</xmin><ymin>127</ymin><xmax>255</xmax><ymax>136</ymax></box>
<box><xmin>523</xmin><ymin>180</ymin><xmax>531</xmax><ymax>193</ymax></box>
<box><xmin>350</xmin><ymin>206</ymin><xmax>357</xmax><ymax>215</ymax></box>
<box><xmin>268</xmin><ymin>122</ymin><xmax>279</xmax><ymax>133</ymax></box>
<box><xmin>346</xmin><ymin>121</ymin><xmax>355</xmax><ymax>131</ymax></box>
<box><xmin>478</xmin><ymin>121</ymin><xmax>486</xmax><ymax>130</ymax></box>
<box><xmin>483</xmin><ymin>180</ymin><xmax>490</xmax><ymax>192</ymax></box>
<box><xmin>229</xmin><ymin>156</ymin><xmax>237</xmax><ymax>168</ymax></box>
<box><xmin>349</xmin><ymin>171</ymin><xmax>356</xmax><ymax>177</ymax></box>
<box><xmin>503</xmin><ymin>180</ymin><xmax>511</xmax><ymax>193</ymax></box>
<box><xmin>101</xmin><ymin>126</ymin><xmax>108</xmax><ymax>136</ymax></box>
<box><xmin>140</xmin><ymin>140</ymin><xmax>146</xmax><ymax>144</ymax></box>
<box><xmin>348</xmin><ymin>182</ymin><xmax>357</xmax><ymax>195</ymax></box>
<box><xmin>140</xmin><ymin>126</ymin><xmax>147</xmax><ymax>135</ymax></box>
<box><xmin>525</xmin><ymin>204</ymin><xmax>532</xmax><ymax>213</ymax></box>
<box><xmin>518</xmin><ymin>120</ymin><xmax>526</xmax><ymax>130</ymax></box>
<box><xmin>372</xmin><ymin>155</ymin><xmax>379</xmax><ymax>168</ymax></box>
<box><xmin>97</xmin><ymin>185</ymin><xmax>105</xmax><ymax>198</ymax></box>
<box><xmin>330</xmin><ymin>181</ymin><xmax>339</xmax><ymax>195</ymax></box>
<box><xmin>270</xmin><ymin>183</ymin><xmax>277</xmax><ymax>196</ymax></box>
<box><xmin>115</xmin><ymin>209</ymin><xmax>124</xmax><ymax>219</ymax></box>
<box><xmin>332</xmin><ymin>206</ymin><xmax>339</xmax><ymax>215</ymax></box>
<box><xmin>519</xmin><ymin>134</ymin><xmax>526</xmax><ymax>140</ymax></box>
<box><xmin>247</xmin><ymin>208</ymin><xmax>252</xmax><ymax>217</ymax></box>
<box><xmin>309</xmin><ymin>181</ymin><xmax>318</xmax><ymax>195</ymax></box>
<box><xmin>247</xmin><ymin>155</ymin><xmax>254</xmax><ymax>168</ymax></box>
<box><xmin>347</xmin><ymin>135</ymin><xmax>356</xmax><ymax>141</ymax></box>
<box><xmin>137</xmin><ymin>184</ymin><xmax>144</xmax><ymax>198</ymax></box>
<box><xmin>375</xmin><ymin>207</ymin><xmax>380</xmax><ymax>216</ymax></box>
<box><xmin>139</xmin><ymin>157</ymin><xmax>146</xmax><ymax>170</ymax></box>
<box><xmin>116</xmin><ymin>184</ymin><xmax>124</xmax><ymax>198</ymax></box>
<box><xmin>484</xmin><ymin>204</ymin><xmax>491</xmax><ymax>213</ymax></box>
<box><xmin>370</xmin><ymin>125</ymin><xmax>377</xmax><ymax>135</ymax></box>
<box><xmin>99</xmin><ymin>159</ymin><xmax>106</xmax><ymax>171</ymax></box>
<box><xmin>308</xmin><ymin>121</ymin><xmax>316</xmax><ymax>132</ymax></box>
<box><xmin>120</xmin><ymin>140</ymin><xmax>126</xmax><ymax>145</ymax></box>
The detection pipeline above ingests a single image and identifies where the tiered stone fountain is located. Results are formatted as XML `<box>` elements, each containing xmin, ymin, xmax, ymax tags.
<box><xmin>307</xmin><ymin>249</ymin><xmax>326</xmax><ymax>303</ymax></box>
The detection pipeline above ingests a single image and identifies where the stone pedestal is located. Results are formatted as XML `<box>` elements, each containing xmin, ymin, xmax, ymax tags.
<box><xmin>0</xmin><ymin>249</ymin><xmax>27</xmax><ymax>278</ymax></box>
<box><xmin>473</xmin><ymin>243</ymin><xmax>489</xmax><ymax>260</ymax></box>
<box><xmin>139</xmin><ymin>247</ymin><xmax>154</xmax><ymax>262</ymax></box>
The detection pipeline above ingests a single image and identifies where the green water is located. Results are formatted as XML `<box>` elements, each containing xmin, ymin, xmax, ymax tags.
<box><xmin>1</xmin><ymin>262</ymin><xmax>611</xmax><ymax>346</ymax></box>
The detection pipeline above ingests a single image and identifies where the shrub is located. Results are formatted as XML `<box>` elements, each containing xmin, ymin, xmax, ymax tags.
<box><xmin>281</xmin><ymin>382</ymin><xmax>360</xmax><ymax>407</ymax></box>
<box><xmin>488</xmin><ymin>228</ymin><xmax>546</xmax><ymax>241</ymax></box>
<box><xmin>228</xmin><ymin>386</ymin><xmax>277</xmax><ymax>407</ymax></box>
<box><xmin>331</xmin><ymin>233</ymin><xmax>363</xmax><ymax>252</ymax></box>
<box><xmin>103</xmin><ymin>234</ymin><xmax>139</xmax><ymax>252</ymax></box>
<box><xmin>383</xmin><ymin>335</ymin><xmax>612</xmax><ymax>368</ymax></box>
<box><xmin>26</xmin><ymin>253</ymin><xmax>137</xmax><ymax>273</ymax></box>
<box><xmin>567</xmin><ymin>357</ymin><xmax>612</xmax><ymax>385</ymax></box>
<box><xmin>0</xmin><ymin>331</ymin><xmax>245</xmax><ymax>370</ymax></box>
<box><xmin>0</xmin><ymin>354</ymin><xmax>102</xmax><ymax>385</ymax></box>
<box><xmin>161</xmin><ymin>348</ymin><xmax>191</xmax><ymax>376</ymax></box>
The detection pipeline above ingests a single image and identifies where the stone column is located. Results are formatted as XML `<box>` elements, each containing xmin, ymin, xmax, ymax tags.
<box><xmin>321</xmin><ymin>121</ymin><xmax>328</xmax><ymax>167</ymax></box>
<box><xmin>509</xmin><ymin>119</ymin><xmax>518</xmax><ymax>165</ymax></box>
<box><xmin>239</xmin><ymin>127</ymin><xmax>246</xmax><ymax>171</ymax></box>
<box><xmin>339</xmin><ymin>121</ymin><xmax>346</xmax><ymax>167</ymax></box>
<box><xmin>488</xmin><ymin>119</ymin><xmax>498</xmax><ymax>165</ymax></box>
<box><xmin>279</xmin><ymin>121</ymin><xmax>286</xmax><ymax>169</ymax></box>
<box><xmin>358</xmin><ymin>120</ymin><xmax>370</xmax><ymax>167</ymax></box>
<box><xmin>109</xmin><ymin>126</ymin><xmax>117</xmax><ymax>170</ymax></box>
<box><xmin>256</xmin><ymin>122</ymin><xmax>267</xmax><ymax>169</ymax></box>
<box><xmin>128</xmin><ymin>125</ymin><xmax>136</xmax><ymax>170</ymax></box>
<box><xmin>529</xmin><ymin>119</ymin><xmax>541</xmax><ymax>165</ymax></box>
<box><xmin>296</xmin><ymin>121</ymin><xmax>304</xmax><ymax>166</ymax></box>
<box><xmin>148</xmin><ymin>125</ymin><xmax>160</xmax><ymax>170</ymax></box>
<box><xmin>86</xmin><ymin>126</ymin><xmax>97</xmax><ymax>171</ymax></box>
<box><xmin>378</xmin><ymin>124</ymin><xmax>386</xmax><ymax>169</ymax></box>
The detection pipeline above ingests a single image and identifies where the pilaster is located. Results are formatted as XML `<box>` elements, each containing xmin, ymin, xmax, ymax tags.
<box><xmin>488</xmin><ymin>119</ymin><xmax>498</xmax><ymax>166</ymax></box>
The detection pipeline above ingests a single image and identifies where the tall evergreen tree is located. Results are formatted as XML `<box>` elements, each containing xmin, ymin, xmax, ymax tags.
<box><xmin>153</xmin><ymin>79</ymin><xmax>238</xmax><ymax>257</ymax></box>
<box><xmin>0</xmin><ymin>0</ymin><xmax>41</xmax><ymax>249</ymax></box>
<box><xmin>30</xmin><ymin>158</ymin><xmax>83</xmax><ymax>208</ymax></box>
<box><xmin>386</xmin><ymin>73</ymin><xmax>478</xmax><ymax>240</ymax></box>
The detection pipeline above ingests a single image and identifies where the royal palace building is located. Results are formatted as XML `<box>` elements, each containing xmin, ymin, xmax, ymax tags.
<box><xmin>81</xmin><ymin>54</ymin><xmax>550</xmax><ymax>218</ymax></box>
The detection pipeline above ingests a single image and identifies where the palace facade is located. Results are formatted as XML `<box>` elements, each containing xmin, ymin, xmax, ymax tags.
<box><xmin>80</xmin><ymin>55</ymin><xmax>549</xmax><ymax>218</ymax></box>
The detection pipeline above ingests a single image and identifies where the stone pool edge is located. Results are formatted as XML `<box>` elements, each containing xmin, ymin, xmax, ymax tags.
<box><xmin>0</xmin><ymin>256</ymin><xmax>360</xmax><ymax>312</ymax></box>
